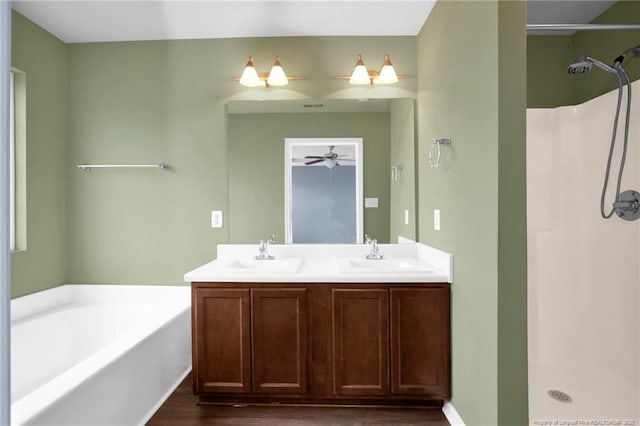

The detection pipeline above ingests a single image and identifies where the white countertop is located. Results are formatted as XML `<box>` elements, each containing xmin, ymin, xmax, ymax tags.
<box><xmin>184</xmin><ymin>242</ymin><xmax>453</xmax><ymax>284</ymax></box>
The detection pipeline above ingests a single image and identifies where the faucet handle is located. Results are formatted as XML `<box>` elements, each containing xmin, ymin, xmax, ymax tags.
<box><xmin>364</xmin><ymin>234</ymin><xmax>372</xmax><ymax>244</ymax></box>
<box><xmin>267</xmin><ymin>235</ymin><xmax>275</xmax><ymax>244</ymax></box>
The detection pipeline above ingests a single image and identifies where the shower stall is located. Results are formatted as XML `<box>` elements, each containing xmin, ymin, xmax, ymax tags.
<box><xmin>527</xmin><ymin>43</ymin><xmax>640</xmax><ymax>423</ymax></box>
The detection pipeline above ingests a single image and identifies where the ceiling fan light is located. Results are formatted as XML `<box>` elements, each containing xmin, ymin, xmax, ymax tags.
<box><xmin>267</xmin><ymin>56</ymin><xmax>289</xmax><ymax>86</ymax></box>
<box><xmin>324</xmin><ymin>158</ymin><xmax>337</xmax><ymax>169</ymax></box>
<box><xmin>349</xmin><ymin>54</ymin><xmax>371</xmax><ymax>85</ymax></box>
<box><xmin>375</xmin><ymin>53</ymin><xmax>399</xmax><ymax>85</ymax></box>
<box><xmin>239</xmin><ymin>56</ymin><xmax>262</xmax><ymax>87</ymax></box>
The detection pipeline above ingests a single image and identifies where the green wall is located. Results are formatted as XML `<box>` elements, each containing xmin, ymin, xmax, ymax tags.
<box><xmin>10</xmin><ymin>12</ymin><xmax>68</xmax><ymax>298</ymax></box>
<box><xmin>228</xmin><ymin>112</ymin><xmax>391</xmax><ymax>244</ymax></box>
<box><xmin>527</xmin><ymin>36</ymin><xmax>574</xmax><ymax>107</ymax></box>
<box><xmin>389</xmin><ymin>98</ymin><xmax>416</xmax><ymax>242</ymax></box>
<box><xmin>528</xmin><ymin>0</ymin><xmax>640</xmax><ymax>108</ymax></box>
<box><xmin>417</xmin><ymin>0</ymin><xmax>527</xmax><ymax>424</ymax></box>
<box><xmin>497</xmin><ymin>1</ymin><xmax>528</xmax><ymax>423</ymax></box>
<box><xmin>10</xmin><ymin>12</ymin><xmax>416</xmax><ymax>288</ymax></box>
<box><xmin>65</xmin><ymin>36</ymin><xmax>415</xmax><ymax>284</ymax></box>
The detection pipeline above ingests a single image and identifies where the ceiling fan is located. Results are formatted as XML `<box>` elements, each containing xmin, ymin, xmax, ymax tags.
<box><xmin>303</xmin><ymin>146</ymin><xmax>355</xmax><ymax>169</ymax></box>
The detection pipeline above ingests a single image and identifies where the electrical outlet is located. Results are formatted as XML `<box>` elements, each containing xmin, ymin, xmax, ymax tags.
<box><xmin>404</xmin><ymin>209</ymin><xmax>409</xmax><ymax>225</ymax></box>
<box><xmin>365</xmin><ymin>198</ymin><xmax>379</xmax><ymax>208</ymax></box>
<box><xmin>434</xmin><ymin>209</ymin><xmax>440</xmax><ymax>231</ymax></box>
<box><xmin>211</xmin><ymin>210</ymin><xmax>223</xmax><ymax>228</ymax></box>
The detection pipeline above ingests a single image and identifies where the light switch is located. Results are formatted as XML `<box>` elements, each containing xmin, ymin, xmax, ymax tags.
<box><xmin>365</xmin><ymin>198</ymin><xmax>379</xmax><ymax>208</ymax></box>
<box><xmin>434</xmin><ymin>209</ymin><xmax>440</xmax><ymax>231</ymax></box>
<box><xmin>211</xmin><ymin>210</ymin><xmax>223</xmax><ymax>228</ymax></box>
<box><xmin>404</xmin><ymin>209</ymin><xmax>410</xmax><ymax>226</ymax></box>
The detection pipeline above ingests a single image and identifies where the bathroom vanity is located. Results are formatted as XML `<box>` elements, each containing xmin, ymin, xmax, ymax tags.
<box><xmin>184</xmin><ymin>243</ymin><xmax>452</xmax><ymax>407</ymax></box>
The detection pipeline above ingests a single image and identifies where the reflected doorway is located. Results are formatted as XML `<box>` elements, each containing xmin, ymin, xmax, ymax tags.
<box><xmin>284</xmin><ymin>138</ymin><xmax>363</xmax><ymax>244</ymax></box>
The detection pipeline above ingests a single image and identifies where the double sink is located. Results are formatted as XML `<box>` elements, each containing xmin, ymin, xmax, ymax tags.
<box><xmin>219</xmin><ymin>256</ymin><xmax>435</xmax><ymax>275</ymax></box>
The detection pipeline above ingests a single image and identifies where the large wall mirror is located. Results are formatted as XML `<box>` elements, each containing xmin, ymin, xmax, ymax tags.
<box><xmin>227</xmin><ymin>98</ymin><xmax>416</xmax><ymax>244</ymax></box>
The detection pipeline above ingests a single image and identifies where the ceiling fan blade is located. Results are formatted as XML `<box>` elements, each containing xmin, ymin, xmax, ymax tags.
<box><xmin>304</xmin><ymin>155</ymin><xmax>324</xmax><ymax>159</ymax></box>
<box><xmin>338</xmin><ymin>158</ymin><xmax>355</xmax><ymax>162</ymax></box>
<box><xmin>305</xmin><ymin>159</ymin><xmax>325</xmax><ymax>165</ymax></box>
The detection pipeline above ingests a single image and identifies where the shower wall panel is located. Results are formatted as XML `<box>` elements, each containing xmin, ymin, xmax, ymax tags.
<box><xmin>527</xmin><ymin>80</ymin><xmax>640</xmax><ymax>423</ymax></box>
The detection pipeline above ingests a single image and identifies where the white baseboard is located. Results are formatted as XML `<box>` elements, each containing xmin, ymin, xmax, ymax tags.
<box><xmin>443</xmin><ymin>402</ymin><xmax>466</xmax><ymax>425</ymax></box>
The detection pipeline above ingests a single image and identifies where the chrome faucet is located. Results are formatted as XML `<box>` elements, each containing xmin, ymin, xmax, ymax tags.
<box><xmin>364</xmin><ymin>234</ymin><xmax>384</xmax><ymax>260</ymax></box>
<box><xmin>255</xmin><ymin>235</ymin><xmax>275</xmax><ymax>260</ymax></box>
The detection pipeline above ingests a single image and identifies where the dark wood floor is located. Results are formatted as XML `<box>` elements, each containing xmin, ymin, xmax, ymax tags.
<box><xmin>146</xmin><ymin>373</ymin><xmax>450</xmax><ymax>426</ymax></box>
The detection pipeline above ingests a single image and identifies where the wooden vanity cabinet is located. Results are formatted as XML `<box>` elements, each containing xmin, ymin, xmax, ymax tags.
<box><xmin>192</xmin><ymin>285</ymin><xmax>308</xmax><ymax>397</ymax></box>
<box><xmin>251</xmin><ymin>288</ymin><xmax>308</xmax><ymax>395</ymax></box>
<box><xmin>390</xmin><ymin>287</ymin><xmax>450</xmax><ymax>399</ymax></box>
<box><xmin>331</xmin><ymin>289</ymin><xmax>389</xmax><ymax>397</ymax></box>
<box><xmin>192</xmin><ymin>288</ymin><xmax>251</xmax><ymax>394</ymax></box>
<box><xmin>192</xmin><ymin>282</ymin><xmax>450</xmax><ymax>405</ymax></box>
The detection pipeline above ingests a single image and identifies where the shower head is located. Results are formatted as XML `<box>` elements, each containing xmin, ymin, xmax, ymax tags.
<box><xmin>567</xmin><ymin>55</ymin><xmax>617</xmax><ymax>75</ymax></box>
<box><xmin>567</xmin><ymin>55</ymin><xmax>593</xmax><ymax>74</ymax></box>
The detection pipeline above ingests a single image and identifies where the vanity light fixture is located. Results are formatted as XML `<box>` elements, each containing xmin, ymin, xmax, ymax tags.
<box><xmin>339</xmin><ymin>53</ymin><xmax>405</xmax><ymax>86</ymax></box>
<box><xmin>236</xmin><ymin>55</ymin><xmax>301</xmax><ymax>88</ymax></box>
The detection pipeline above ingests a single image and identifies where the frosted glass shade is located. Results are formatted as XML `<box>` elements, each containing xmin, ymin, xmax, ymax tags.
<box><xmin>376</xmin><ymin>65</ymin><xmax>398</xmax><ymax>84</ymax></box>
<box><xmin>349</xmin><ymin>54</ymin><xmax>371</xmax><ymax>85</ymax></box>
<box><xmin>267</xmin><ymin>57</ymin><xmax>288</xmax><ymax>86</ymax></box>
<box><xmin>324</xmin><ymin>159</ymin><xmax>337</xmax><ymax>169</ymax></box>
<box><xmin>375</xmin><ymin>53</ymin><xmax>399</xmax><ymax>85</ymax></box>
<box><xmin>349</xmin><ymin>65</ymin><xmax>370</xmax><ymax>85</ymax></box>
<box><xmin>239</xmin><ymin>56</ymin><xmax>262</xmax><ymax>87</ymax></box>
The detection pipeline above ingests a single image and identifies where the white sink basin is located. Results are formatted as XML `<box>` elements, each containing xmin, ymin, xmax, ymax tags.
<box><xmin>335</xmin><ymin>257</ymin><xmax>435</xmax><ymax>274</ymax></box>
<box><xmin>220</xmin><ymin>258</ymin><xmax>302</xmax><ymax>274</ymax></box>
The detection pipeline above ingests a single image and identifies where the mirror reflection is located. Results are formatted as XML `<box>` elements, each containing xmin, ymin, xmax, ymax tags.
<box><xmin>285</xmin><ymin>138</ymin><xmax>363</xmax><ymax>244</ymax></box>
<box><xmin>227</xmin><ymin>98</ymin><xmax>416</xmax><ymax>244</ymax></box>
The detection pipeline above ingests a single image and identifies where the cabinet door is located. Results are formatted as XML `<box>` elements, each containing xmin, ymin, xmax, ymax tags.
<box><xmin>193</xmin><ymin>288</ymin><xmax>251</xmax><ymax>394</ymax></box>
<box><xmin>390</xmin><ymin>287</ymin><xmax>450</xmax><ymax>398</ymax></box>
<box><xmin>251</xmin><ymin>288</ymin><xmax>308</xmax><ymax>394</ymax></box>
<box><xmin>331</xmin><ymin>289</ymin><xmax>389</xmax><ymax>396</ymax></box>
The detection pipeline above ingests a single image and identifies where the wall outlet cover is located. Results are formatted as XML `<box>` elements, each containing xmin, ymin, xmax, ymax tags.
<box><xmin>365</xmin><ymin>198</ymin><xmax>379</xmax><ymax>208</ymax></box>
<box><xmin>211</xmin><ymin>210</ymin><xmax>223</xmax><ymax>228</ymax></box>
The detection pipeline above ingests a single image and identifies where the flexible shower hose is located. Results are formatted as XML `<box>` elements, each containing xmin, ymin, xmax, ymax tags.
<box><xmin>601</xmin><ymin>66</ymin><xmax>632</xmax><ymax>219</ymax></box>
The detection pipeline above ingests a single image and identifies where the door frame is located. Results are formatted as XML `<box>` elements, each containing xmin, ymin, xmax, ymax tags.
<box><xmin>284</xmin><ymin>137</ymin><xmax>363</xmax><ymax>244</ymax></box>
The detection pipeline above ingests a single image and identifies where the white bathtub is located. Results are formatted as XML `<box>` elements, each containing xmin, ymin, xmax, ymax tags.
<box><xmin>10</xmin><ymin>284</ymin><xmax>192</xmax><ymax>426</ymax></box>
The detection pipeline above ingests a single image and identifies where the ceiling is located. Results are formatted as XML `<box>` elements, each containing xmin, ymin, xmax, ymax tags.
<box><xmin>11</xmin><ymin>0</ymin><xmax>619</xmax><ymax>44</ymax></box>
<box><xmin>11</xmin><ymin>1</ymin><xmax>437</xmax><ymax>43</ymax></box>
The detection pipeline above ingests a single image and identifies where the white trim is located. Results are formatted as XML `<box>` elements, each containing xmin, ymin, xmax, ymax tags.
<box><xmin>284</xmin><ymin>137</ymin><xmax>363</xmax><ymax>244</ymax></box>
<box><xmin>0</xmin><ymin>0</ymin><xmax>12</xmax><ymax>423</ymax></box>
<box><xmin>9</xmin><ymin>70</ymin><xmax>14</xmax><ymax>252</ymax></box>
<box><xmin>443</xmin><ymin>402</ymin><xmax>466</xmax><ymax>426</ymax></box>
